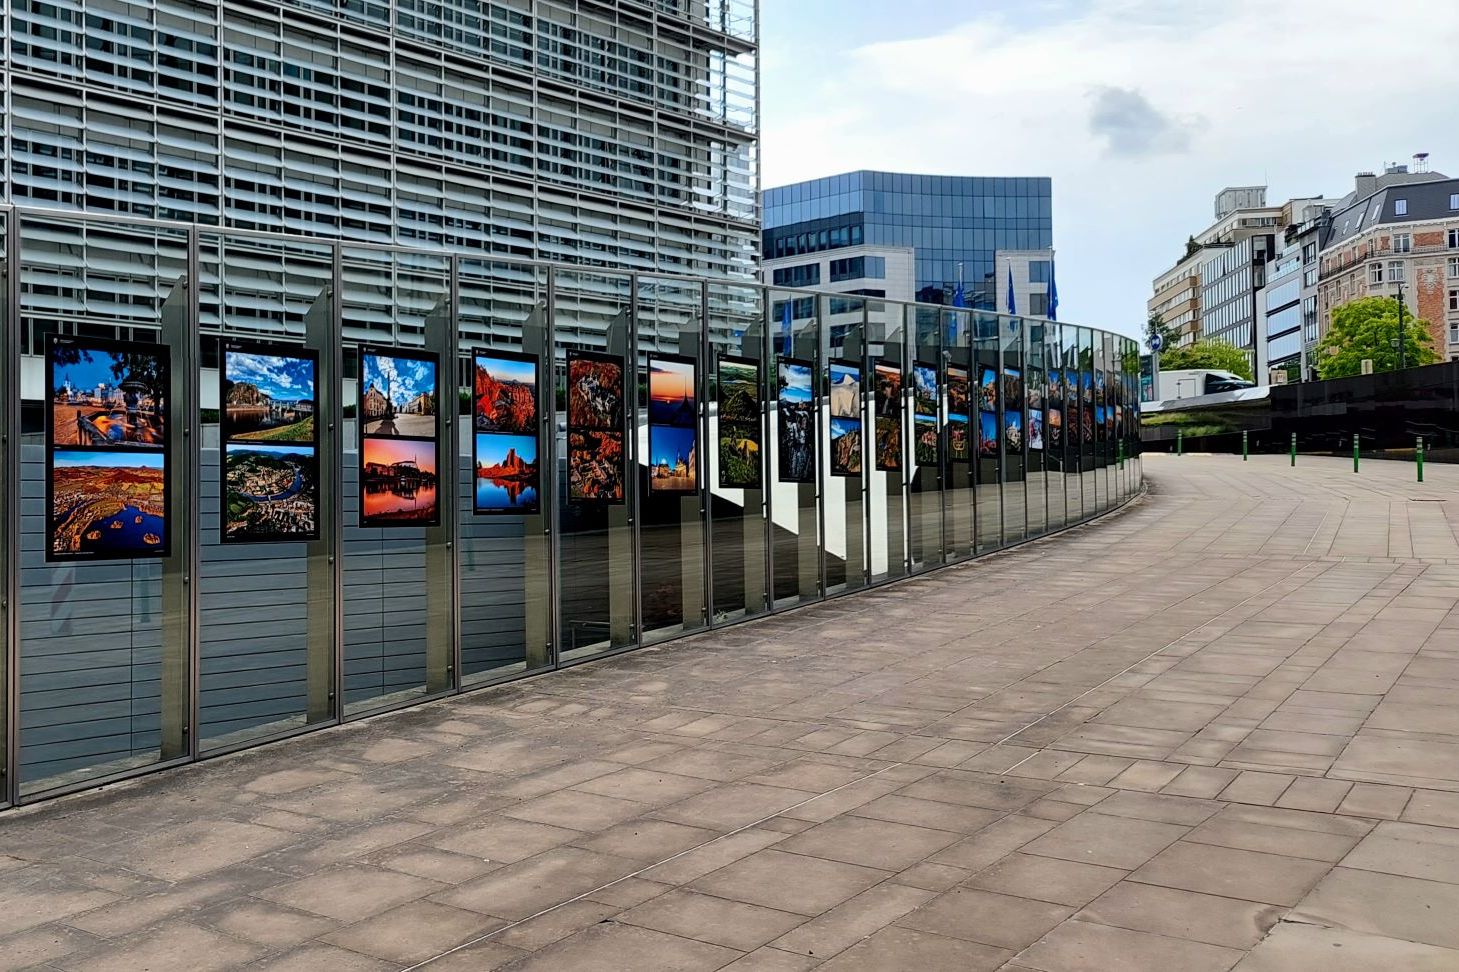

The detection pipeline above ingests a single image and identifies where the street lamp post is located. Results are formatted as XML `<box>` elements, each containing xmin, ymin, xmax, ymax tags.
<box><xmin>1396</xmin><ymin>282</ymin><xmax>1407</xmax><ymax>372</ymax></box>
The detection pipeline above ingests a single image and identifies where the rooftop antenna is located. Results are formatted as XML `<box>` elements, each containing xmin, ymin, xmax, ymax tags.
<box><xmin>1414</xmin><ymin>152</ymin><xmax>1431</xmax><ymax>173</ymax></box>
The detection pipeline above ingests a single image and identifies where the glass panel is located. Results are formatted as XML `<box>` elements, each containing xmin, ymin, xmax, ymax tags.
<box><xmin>457</xmin><ymin>259</ymin><xmax>552</xmax><ymax>684</ymax></box>
<box><xmin>943</xmin><ymin>309</ymin><xmax>974</xmax><ymax>561</ymax></box>
<box><xmin>908</xmin><ymin>306</ymin><xmax>942</xmax><ymax>571</ymax></box>
<box><xmin>1026</xmin><ymin>319</ymin><xmax>1048</xmax><ymax>537</ymax></box>
<box><xmin>974</xmin><ymin>313</ymin><xmax>1002</xmax><ymax>551</ymax></box>
<box><xmin>1002</xmin><ymin>315</ymin><xmax>1027</xmax><ymax>544</ymax></box>
<box><xmin>556</xmin><ymin>269</ymin><xmax>636</xmax><ymax>661</ymax></box>
<box><xmin>340</xmin><ymin>247</ymin><xmax>453</xmax><ymax>715</ymax></box>
<box><xmin>1063</xmin><ymin>325</ymin><xmax>1083</xmax><ymax>521</ymax></box>
<box><xmin>197</xmin><ymin>233</ymin><xmax>337</xmax><ymax>751</ymax></box>
<box><xmin>866</xmin><ymin>300</ymin><xmax>907</xmax><ymax>585</ymax></box>
<box><xmin>769</xmin><ymin>291</ymin><xmax>821</xmax><ymax>608</ymax></box>
<box><xmin>1079</xmin><ymin>327</ymin><xmax>1097</xmax><ymax>519</ymax></box>
<box><xmin>1044</xmin><ymin>322</ymin><xmax>1067</xmax><ymax>532</ymax></box>
<box><xmin>637</xmin><ymin>277</ymin><xmax>708</xmax><ymax>644</ymax></box>
<box><xmin>707</xmin><ymin>282</ymin><xmax>768</xmax><ymax>623</ymax></box>
<box><xmin>0</xmin><ymin>209</ymin><xmax>10</xmax><ymax>802</ymax></box>
<box><xmin>17</xmin><ymin>215</ymin><xmax>191</xmax><ymax>796</ymax></box>
<box><xmin>824</xmin><ymin>294</ymin><xmax>866</xmax><ymax>596</ymax></box>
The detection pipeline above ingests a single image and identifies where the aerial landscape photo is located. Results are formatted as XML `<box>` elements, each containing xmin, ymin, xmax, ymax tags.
<box><xmin>361</xmin><ymin>351</ymin><xmax>437</xmax><ymax>439</ymax></box>
<box><xmin>223</xmin><ymin>348</ymin><xmax>316</xmax><ymax>443</ymax></box>
<box><xmin>50</xmin><ymin>449</ymin><xmax>167</xmax><ymax>558</ymax></box>
<box><xmin>474</xmin><ymin>352</ymin><xmax>536</xmax><ymax>435</ymax></box>
<box><xmin>225</xmin><ymin>443</ymin><xmax>319</xmax><ymax>541</ymax></box>
<box><xmin>568</xmin><ymin>353</ymin><xmax>624</xmax><ymax>431</ymax></box>
<box><xmin>914</xmin><ymin>413</ymin><xmax>938</xmax><ymax>466</ymax></box>
<box><xmin>50</xmin><ymin>342</ymin><xmax>167</xmax><ymax>449</ymax></box>
<box><xmin>568</xmin><ymin>429</ymin><xmax>625</xmax><ymax>502</ymax></box>
<box><xmin>717</xmin><ymin>358</ymin><xmax>759</xmax><ymax>424</ymax></box>
<box><xmin>474</xmin><ymin>432</ymin><xmax>539</xmax><ymax>514</ymax></box>
<box><xmin>718</xmin><ymin>421</ymin><xmax>760</xmax><ymax>489</ymax></box>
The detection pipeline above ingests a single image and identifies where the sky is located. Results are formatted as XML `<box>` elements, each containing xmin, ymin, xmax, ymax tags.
<box><xmin>759</xmin><ymin>0</ymin><xmax>1459</xmax><ymax>338</ymax></box>
<box><xmin>364</xmin><ymin>353</ymin><xmax>436</xmax><ymax>407</ymax></box>
<box><xmin>226</xmin><ymin>351</ymin><xmax>315</xmax><ymax>401</ymax></box>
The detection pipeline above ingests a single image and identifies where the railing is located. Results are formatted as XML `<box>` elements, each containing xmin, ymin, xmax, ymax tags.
<box><xmin>0</xmin><ymin>205</ymin><xmax>1143</xmax><ymax>808</ymax></box>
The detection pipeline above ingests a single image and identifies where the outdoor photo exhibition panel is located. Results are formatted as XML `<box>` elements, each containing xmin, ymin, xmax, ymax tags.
<box><xmin>944</xmin><ymin>312</ymin><xmax>975</xmax><ymax>562</ymax></box>
<box><xmin>770</xmin><ymin>291</ymin><xmax>821</xmax><ymax>609</ymax></box>
<box><xmin>824</xmin><ymin>293</ymin><xmax>867</xmax><ymax>597</ymax></box>
<box><xmin>458</xmin><ymin>258</ymin><xmax>552</xmax><ymax>684</ymax></box>
<box><xmin>638</xmin><ymin>274</ymin><xmax>709</xmax><ymax>644</ymax></box>
<box><xmin>17</xmin><ymin>215</ymin><xmax>193</xmax><ymax>797</ymax></box>
<box><xmin>974</xmin><ymin>317</ymin><xmax>1002</xmax><ymax>553</ymax></box>
<box><xmin>0</xmin><ymin>209</ymin><xmax>1143</xmax><ymax>806</ymax></box>
<box><xmin>196</xmin><ymin>230</ymin><xmax>339</xmax><ymax>755</ymax></box>
<box><xmin>707</xmin><ymin>277</ymin><xmax>769</xmax><ymax>624</ymax></box>
<box><xmin>340</xmin><ymin>246</ymin><xmax>453</xmax><ymax>716</ymax></box>
<box><xmin>1003</xmin><ymin>317</ymin><xmax>1028</xmax><ymax>544</ymax></box>
<box><xmin>558</xmin><ymin>268</ymin><xmax>635</xmax><ymax>663</ymax></box>
<box><xmin>867</xmin><ymin>299</ymin><xmax>907</xmax><ymax>585</ymax></box>
<box><xmin>909</xmin><ymin>308</ymin><xmax>943</xmax><ymax>573</ymax></box>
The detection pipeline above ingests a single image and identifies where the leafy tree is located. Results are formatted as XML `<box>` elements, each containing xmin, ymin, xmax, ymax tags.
<box><xmin>1146</xmin><ymin>312</ymin><xmax>1178</xmax><ymax>351</ymax></box>
<box><xmin>1157</xmin><ymin>340</ymin><xmax>1254</xmax><ymax>381</ymax></box>
<box><xmin>1313</xmin><ymin>296</ymin><xmax>1438</xmax><ymax>379</ymax></box>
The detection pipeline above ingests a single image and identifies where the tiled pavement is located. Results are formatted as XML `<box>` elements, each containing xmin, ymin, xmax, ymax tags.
<box><xmin>3</xmin><ymin>453</ymin><xmax>1459</xmax><ymax>971</ymax></box>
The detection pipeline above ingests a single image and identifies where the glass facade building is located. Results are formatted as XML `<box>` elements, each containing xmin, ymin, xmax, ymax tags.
<box><xmin>764</xmin><ymin>171</ymin><xmax>1053</xmax><ymax>307</ymax></box>
<box><xmin>0</xmin><ymin>208</ymin><xmax>1141</xmax><ymax>808</ymax></box>
<box><xmin>2</xmin><ymin>0</ymin><xmax>761</xmax><ymax>359</ymax></box>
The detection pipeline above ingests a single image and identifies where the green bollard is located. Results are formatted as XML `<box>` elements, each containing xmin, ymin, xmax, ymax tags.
<box><xmin>1417</xmin><ymin>436</ymin><xmax>1425</xmax><ymax>483</ymax></box>
<box><xmin>1290</xmin><ymin>432</ymin><xmax>1296</xmax><ymax>467</ymax></box>
<box><xmin>1242</xmin><ymin>430</ymin><xmax>1248</xmax><ymax>461</ymax></box>
<box><xmin>1353</xmin><ymin>434</ymin><xmax>1360</xmax><ymax>473</ymax></box>
<box><xmin>1177</xmin><ymin>429</ymin><xmax>1183</xmax><ymax>456</ymax></box>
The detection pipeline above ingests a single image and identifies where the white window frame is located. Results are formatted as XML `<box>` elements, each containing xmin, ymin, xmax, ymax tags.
<box><xmin>1393</xmin><ymin>232</ymin><xmax>1412</xmax><ymax>253</ymax></box>
<box><xmin>1369</xmin><ymin>262</ymin><xmax>1384</xmax><ymax>285</ymax></box>
<box><xmin>1450</xmin><ymin>256</ymin><xmax>1459</xmax><ymax>280</ymax></box>
<box><xmin>1394</xmin><ymin>198</ymin><xmax>1408</xmax><ymax>216</ymax></box>
<box><xmin>1388</xmin><ymin>260</ymin><xmax>1406</xmax><ymax>283</ymax></box>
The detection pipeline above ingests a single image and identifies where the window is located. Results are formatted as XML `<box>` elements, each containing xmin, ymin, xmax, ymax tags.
<box><xmin>1450</xmin><ymin>256</ymin><xmax>1459</xmax><ymax>279</ymax></box>
<box><xmin>1449</xmin><ymin>229</ymin><xmax>1459</xmax><ymax>248</ymax></box>
<box><xmin>1388</xmin><ymin>261</ymin><xmax>1406</xmax><ymax>282</ymax></box>
<box><xmin>771</xmin><ymin>262</ymin><xmax>820</xmax><ymax>287</ymax></box>
<box><xmin>1394</xmin><ymin>198</ymin><xmax>1408</xmax><ymax>216</ymax></box>
<box><xmin>1451</xmin><ymin>193</ymin><xmax>1459</xmax><ymax>211</ymax></box>
<box><xmin>1028</xmin><ymin>260</ymin><xmax>1052</xmax><ymax>283</ymax></box>
<box><xmin>1451</xmin><ymin>289</ymin><xmax>1459</xmax><ymax>312</ymax></box>
<box><xmin>1451</xmin><ymin>321</ymin><xmax>1459</xmax><ymax>345</ymax></box>
<box><xmin>1028</xmin><ymin>293</ymin><xmax>1050</xmax><ymax>315</ymax></box>
<box><xmin>1369</xmin><ymin>263</ymin><xmax>1384</xmax><ymax>285</ymax></box>
<box><xmin>1393</xmin><ymin>232</ymin><xmax>1412</xmax><ymax>253</ymax></box>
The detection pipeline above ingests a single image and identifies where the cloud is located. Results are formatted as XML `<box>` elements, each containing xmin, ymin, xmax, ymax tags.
<box><xmin>760</xmin><ymin>0</ymin><xmax>1459</xmax><ymax>335</ymax></box>
<box><xmin>1087</xmin><ymin>87</ymin><xmax>1198</xmax><ymax>158</ymax></box>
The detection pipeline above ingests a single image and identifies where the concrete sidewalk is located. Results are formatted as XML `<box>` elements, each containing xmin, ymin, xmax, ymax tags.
<box><xmin>2</xmin><ymin>454</ymin><xmax>1458</xmax><ymax>971</ymax></box>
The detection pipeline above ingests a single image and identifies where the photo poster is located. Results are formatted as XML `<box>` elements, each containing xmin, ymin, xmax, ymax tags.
<box><xmin>46</xmin><ymin>334</ymin><xmax>171</xmax><ymax>562</ymax></box>
<box><xmin>358</xmin><ymin>346</ymin><xmax>441</xmax><ymax>527</ymax></box>
<box><xmin>945</xmin><ymin>364</ymin><xmax>971</xmax><ymax>463</ymax></box>
<box><xmin>717</xmin><ymin>355</ymin><xmax>762</xmax><ymax>490</ymax></box>
<box><xmin>472</xmin><ymin>348</ymin><xmax>540</xmax><ymax>515</ymax></box>
<box><xmin>776</xmin><ymin>356</ymin><xmax>815</xmax><ymax>484</ymax></box>
<box><xmin>1081</xmin><ymin>369</ymin><xmax>1094</xmax><ymax>406</ymax></box>
<box><xmin>978</xmin><ymin>410</ymin><xmax>999</xmax><ymax>459</ymax></box>
<box><xmin>1003</xmin><ymin>366</ymin><xmax>1024</xmax><ymax>414</ymax></box>
<box><xmin>566</xmin><ymin>349</ymin><xmax>627</xmax><ymax>504</ymax></box>
<box><xmin>1005</xmin><ymin>407</ymin><xmax>1025</xmax><ymax>454</ymax></box>
<box><xmin>1027</xmin><ymin>368</ymin><xmax>1045</xmax><ymax>414</ymax></box>
<box><xmin>1048</xmin><ymin>368</ymin><xmax>1064</xmax><ymax>408</ymax></box>
<box><xmin>1082</xmin><ymin>405</ymin><xmax>1096</xmax><ymax>445</ymax></box>
<box><xmin>1115</xmin><ymin>404</ymin><xmax>1125</xmax><ymax>440</ymax></box>
<box><xmin>221</xmin><ymin>339</ymin><xmax>321</xmax><ymax>543</ymax></box>
<box><xmin>912</xmin><ymin>362</ymin><xmax>938</xmax><ymax>467</ymax></box>
<box><xmin>978</xmin><ymin>365</ymin><xmax>999</xmax><ymax>415</ymax></box>
<box><xmin>1048</xmin><ymin>407</ymin><xmax>1064</xmax><ymax>450</ymax></box>
<box><xmin>1095</xmin><ymin>404</ymin><xmax>1107</xmax><ymax>443</ymax></box>
<box><xmin>647</xmin><ymin>354</ymin><xmax>698</xmax><ymax>495</ymax></box>
<box><xmin>828</xmin><ymin>359</ymin><xmax>862</xmax><ymax>478</ymax></box>
<box><xmin>872</xmin><ymin>362</ymin><xmax>902</xmax><ymax>473</ymax></box>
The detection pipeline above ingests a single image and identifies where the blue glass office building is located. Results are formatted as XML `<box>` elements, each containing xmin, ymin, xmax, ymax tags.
<box><xmin>764</xmin><ymin>171</ymin><xmax>1053</xmax><ymax>307</ymax></box>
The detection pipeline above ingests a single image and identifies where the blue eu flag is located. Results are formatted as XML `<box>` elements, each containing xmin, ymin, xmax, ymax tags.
<box><xmin>1048</xmin><ymin>260</ymin><xmax>1059</xmax><ymax>322</ymax></box>
<box><xmin>1006</xmin><ymin>265</ymin><xmax>1017</xmax><ymax>316</ymax></box>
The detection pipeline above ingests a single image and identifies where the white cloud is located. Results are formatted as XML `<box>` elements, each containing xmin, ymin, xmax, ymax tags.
<box><xmin>761</xmin><ymin>0</ymin><xmax>1459</xmax><ymax>335</ymax></box>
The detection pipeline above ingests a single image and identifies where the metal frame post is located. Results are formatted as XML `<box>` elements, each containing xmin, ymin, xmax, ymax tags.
<box><xmin>2</xmin><ymin>213</ymin><xmax>17</xmax><ymax>806</ymax></box>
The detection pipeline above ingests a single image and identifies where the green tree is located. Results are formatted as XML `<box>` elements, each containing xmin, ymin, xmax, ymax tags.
<box><xmin>1146</xmin><ymin>312</ymin><xmax>1178</xmax><ymax>351</ymax></box>
<box><xmin>1314</xmin><ymin>296</ymin><xmax>1438</xmax><ymax>379</ymax></box>
<box><xmin>1157</xmin><ymin>340</ymin><xmax>1254</xmax><ymax>381</ymax></box>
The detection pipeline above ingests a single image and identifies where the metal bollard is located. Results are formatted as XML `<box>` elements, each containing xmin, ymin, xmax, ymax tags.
<box><xmin>1417</xmin><ymin>436</ymin><xmax>1425</xmax><ymax>483</ymax></box>
<box><xmin>1242</xmin><ymin>430</ymin><xmax>1248</xmax><ymax>461</ymax></box>
<box><xmin>1290</xmin><ymin>432</ymin><xmax>1296</xmax><ymax>467</ymax></box>
<box><xmin>1353</xmin><ymin>434</ymin><xmax>1360</xmax><ymax>473</ymax></box>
